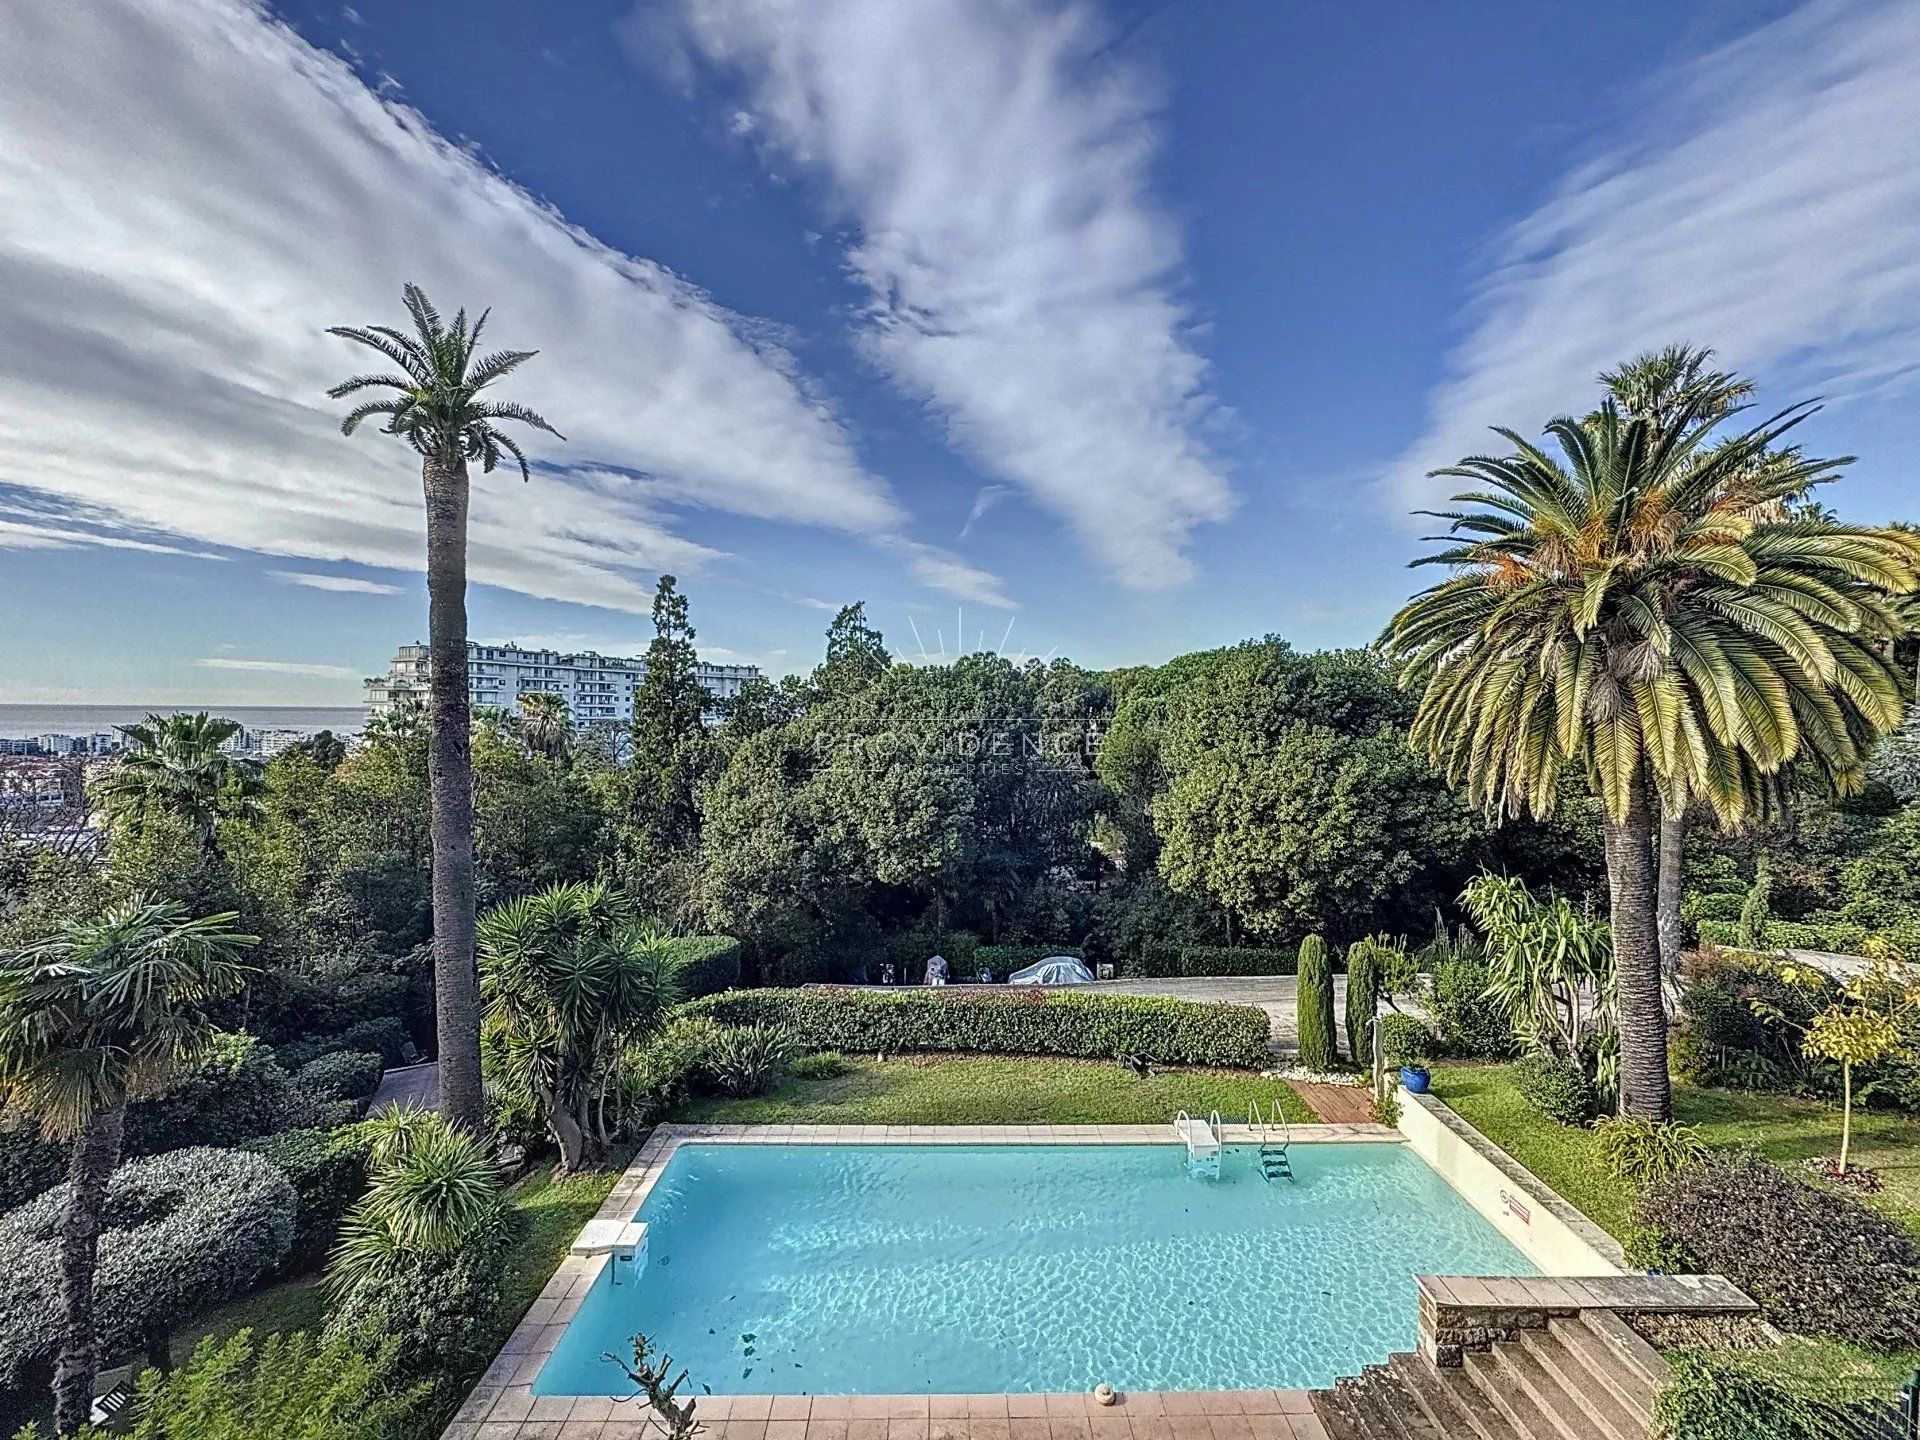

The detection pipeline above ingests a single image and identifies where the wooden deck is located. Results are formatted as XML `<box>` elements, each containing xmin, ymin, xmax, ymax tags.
<box><xmin>1290</xmin><ymin>1082</ymin><xmax>1373</xmax><ymax>1124</ymax></box>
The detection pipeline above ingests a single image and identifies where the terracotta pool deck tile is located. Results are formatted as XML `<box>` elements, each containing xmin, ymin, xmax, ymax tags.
<box><xmin>568</xmin><ymin>1398</ymin><xmax>617</xmax><ymax>1422</ymax></box>
<box><xmin>1043</xmin><ymin>1394</ymin><xmax>1089</xmax><ymax>1418</ymax></box>
<box><xmin>1194</xmin><ymin>1394</ymin><xmax>1246</xmax><ymax>1417</ymax></box>
<box><xmin>769</xmin><ymin>1396</ymin><xmax>813</xmax><ymax>1421</ymax></box>
<box><xmin>845</xmin><ymin>1418</ymin><xmax>890</xmax><ymax>1440</ymax></box>
<box><xmin>1125</xmin><ymin>1418</ymin><xmax>1176</xmax><ymax>1440</ymax></box>
<box><xmin>699</xmin><ymin>1397</ymin><xmax>736</xmax><ymax>1420</ymax></box>
<box><xmin>1005</xmin><ymin>1395</ymin><xmax>1050</xmax><ymax>1419</ymax></box>
<box><xmin>1281</xmin><ymin>1416</ymin><xmax>1328</xmax><ymax>1440</ymax></box>
<box><xmin>804</xmin><ymin>1423</ymin><xmax>850</xmax><ymax>1440</ymax></box>
<box><xmin>1272</xmin><ymin>1394</ymin><xmax>1311</xmax><ymax>1418</ymax></box>
<box><xmin>1243</xmin><ymin>1417</ymin><xmax>1290</xmax><ymax>1440</ymax></box>
<box><xmin>1110</xmin><ymin>1392</ymin><xmax>1162</xmax><ymax>1415</ymax></box>
<box><xmin>488</xmin><ymin>1390</ymin><xmax>537</xmax><ymax>1423</ymax></box>
<box><xmin>849</xmin><ymin>1397</ymin><xmax>894</xmax><ymax>1420</ymax></box>
<box><xmin>968</xmin><ymin>1421</ymin><xmax>1011</xmax><ymax>1440</ymax></box>
<box><xmin>808</xmin><ymin>1397</ymin><xmax>853</xmax><ymax>1420</ymax></box>
<box><xmin>560</xmin><ymin>1422</ymin><xmax>608</xmax><ymax>1440</ymax></box>
<box><xmin>470</xmin><ymin>1426</ymin><xmax>517</xmax><ymax>1440</ymax></box>
<box><xmin>1007</xmin><ymin>1418</ymin><xmax>1052</xmax><ymax>1440</ymax></box>
<box><xmin>926</xmin><ymin>1396</ymin><xmax>971</xmax><ymax>1418</ymax></box>
<box><xmin>1157</xmin><ymin>1395</ymin><xmax>1206</xmax><ymax>1417</ymax></box>
<box><xmin>512</xmin><ymin>1422</ymin><xmax>565</xmax><ymax>1440</ymax></box>
<box><xmin>928</xmin><ymin>1420</ymin><xmax>971</xmax><ymax>1440</ymax></box>
<box><xmin>1205</xmin><ymin>1416</ymin><xmax>1254</xmax><ymax>1440</ymax></box>
<box><xmin>886</xmin><ymin>1419</ymin><xmax>929</xmax><ymax>1440</ymax></box>
<box><xmin>602</xmin><ymin>1424</ymin><xmax>648</xmax><ymax>1440</ymax></box>
<box><xmin>732</xmin><ymin>1396</ymin><xmax>776</xmax><ymax>1421</ymax></box>
<box><xmin>1047</xmin><ymin>1417</ymin><xmax>1093</xmax><ymax>1440</ymax></box>
<box><xmin>768</xmin><ymin>1418</ymin><xmax>812</xmax><ymax>1440</ymax></box>
<box><xmin>964</xmin><ymin>1396</ymin><xmax>1010</xmax><ymax>1418</ymax></box>
<box><xmin>1087</xmin><ymin>1412</ymin><xmax>1132</xmax><ymax>1440</ymax></box>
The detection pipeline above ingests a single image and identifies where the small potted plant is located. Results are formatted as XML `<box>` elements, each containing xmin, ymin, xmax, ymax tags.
<box><xmin>1379</xmin><ymin>1014</ymin><xmax>1434</xmax><ymax>1094</ymax></box>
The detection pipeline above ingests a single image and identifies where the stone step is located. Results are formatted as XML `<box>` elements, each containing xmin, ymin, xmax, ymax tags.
<box><xmin>1311</xmin><ymin>1385</ymin><xmax>1375</xmax><ymax>1440</ymax></box>
<box><xmin>1538</xmin><ymin>1318</ymin><xmax>1659</xmax><ymax>1423</ymax></box>
<box><xmin>1386</xmin><ymin>1352</ymin><xmax>1522</xmax><ymax>1440</ymax></box>
<box><xmin>1576</xmin><ymin>1310</ymin><xmax>1671</xmax><ymax>1395</ymax></box>
<box><xmin>1482</xmin><ymin>1333</ymin><xmax>1619</xmax><ymax>1440</ymax></box>
<box><xmin>1465</xmin><ymin>1344</ymin><xmax>1600</xmax><ymax>1440</ymax></box>
<box><xmin>1519</xmin><ymin>1327</ymin><xmax>1648</xmax><ymax>1438</ymax></box>
<box><xmin>1356</xmin><ymin>1365</ymin><xmax>1444</xmax><ymax>1440</ymax></box>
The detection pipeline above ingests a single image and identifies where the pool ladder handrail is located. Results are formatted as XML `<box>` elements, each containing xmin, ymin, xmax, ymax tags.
<box><xmin>1250</xmin><ymin>1099</ymin><xmax>1293</xmax><ymax>1183</ymax></box>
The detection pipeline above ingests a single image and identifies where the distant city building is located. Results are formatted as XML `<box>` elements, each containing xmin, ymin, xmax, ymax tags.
<box><xmin>217</xmin><ymin>727</ymin><xmax>310</xmax><ymax>758</ymax></box>
<box><xmin>364</xmin><ymin>641</ymin><xmax>758</xmax><ymax>725</ymax></box>
<box><xmin>33</xmin><ymin>732</ymin><xmax>116</xmax><ymax>756</ymax></box>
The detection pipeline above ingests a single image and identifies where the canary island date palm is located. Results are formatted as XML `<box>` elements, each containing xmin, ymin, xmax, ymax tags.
<box><xmin>328</xmin><ymin>284</ymin><xmax>562</xmax><ymax>1132</ymax></box>
<box><xmin>1384</xmin><ymin>397</ymin><xmax>1918</xmax><ymax>1118</ymax></box>
<box><xmin>0</xmin><ymin>899</ymin><xmax>256</xmax><ymax>1433</ymax></box>
<box><xmin>95</xmin><ymin>712</ymin><xmax>263</xmax><ymax>857</ymax></box>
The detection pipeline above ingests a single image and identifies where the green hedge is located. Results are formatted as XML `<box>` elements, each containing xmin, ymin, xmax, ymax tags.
<box><xmin>974</xmin><ymin>944</ymin><xmax>1083</xmax><ymax>980</ymax></box>
<box><xmin>661</xmin><ymin>935</ymin><xmax>742</xmax><ymax>1000</ymax></box>
<box><xmin>1698</xmin><ymin>913</ymin><xmax>1920</xmax><ymax>955</ymax></box>
<box><xmin>1118</xmin><ymin>944</ymin><xmax>1300</xmax><ymax>978</ymax></box>
<box><xmin>680</xmin><ymin>987</ymin><xmax>1271</xmax><ymax>1068</ymax></box>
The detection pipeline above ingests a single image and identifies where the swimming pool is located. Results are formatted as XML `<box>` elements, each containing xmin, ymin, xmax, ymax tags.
<box><xmin>533</xmin><ymin>1142</ymin><xmax>1534</xmax><ymax>1396</ymax></box>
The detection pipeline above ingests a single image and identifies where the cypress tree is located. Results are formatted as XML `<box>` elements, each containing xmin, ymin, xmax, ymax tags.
<box><xmin>1296</xmin><ymin>934</ymin><xmax>1337</xmax><ymax>1070</ymax></box>
<box><xmin>1344</xmin><ymin>938</ymin><xmax>1381</xmax><ymax>1065</ymax></box>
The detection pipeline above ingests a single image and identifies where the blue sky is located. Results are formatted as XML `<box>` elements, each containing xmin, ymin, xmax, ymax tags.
<box><xmin>2</xmin><ymin>0</ymin><xmax>1917</xmax><ymax>703</ymax></box>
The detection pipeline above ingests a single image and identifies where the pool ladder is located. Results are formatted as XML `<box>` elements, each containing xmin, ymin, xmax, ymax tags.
<box><xmin>1250</xmin><ymin>1100</ymin><xmax>1292</xmax><ymax>1182</ymax></box>
<box><xmin>1173</xmin><ymin>1108</ymin><xmax>1222</xmax><ymax>1178</ymax></box>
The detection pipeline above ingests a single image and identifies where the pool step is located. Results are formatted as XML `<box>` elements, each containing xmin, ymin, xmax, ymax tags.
<box><xmin>1310</xmin><ymin>1312</ymin><xmax>1664</xmax><ymax>1440</ymax></box>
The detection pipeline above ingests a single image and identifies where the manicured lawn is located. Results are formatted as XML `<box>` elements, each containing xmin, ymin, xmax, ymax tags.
<box><xmin>1431</xmin><ymin>1063</ymin><xmax>1920</xmax><ymax>1240</ymax></box>
<box><xmin>167</xmin><ymin>1273</ymin><xmax>326</xmax><ymax>1365</ymax></box>
<box><xmin>672</xmin><ymin>1054</ymin><xmax>1312</xmax><ymax>1125</ymax></box>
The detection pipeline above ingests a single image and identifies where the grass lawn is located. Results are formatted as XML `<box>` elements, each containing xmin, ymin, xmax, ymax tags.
<box><xmin>1431</xmin><ymin>1062</ymin><xmax>1920</xmax><ymax>1240</ymax></box>
<box><xmin>673</xmin><ymin>1054</ymin><xmax>1313</xmax><ymax>1126</ymax></box>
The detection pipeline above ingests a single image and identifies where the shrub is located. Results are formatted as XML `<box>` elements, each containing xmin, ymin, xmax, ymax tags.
<box><xmin>0</xmin><ymin>1126</ymin><xmax>67</xmax><ymax>1212</ymax></box>
<box><xmin>1654</xmin><ymin>1343</ymin><xmax>1897</xmax><ymax>1440</ymax></box>
<box><xmin>1174</xmin><ymin>945</ymin><xmax>1298</xmax><ymax>978</ymax></box>
<box><xmin>681</xmin><ymin>987</ymin><xmax>1272</xmax><ymax>1069</ymax></box>
<box><xmin>623</xmin><ymin>1015</ymin><xmax>728</xmax><ymax>1118</ymax></box>
<box><xmin>1593</xmin><ymin>1117</ymin><xmax>1706</xmax><ymax>1190</ymax></box>
<box><xmin>1512</xmin><ymin>1052</ymin><xmax>1595</xmax><ymax>1124</ymax></box>
<box><xmin>121</xmin><ymin>1031</ymin><xmax>312</xmax><ymax>1153</ymax></box>
<box><xmin>340</xmin><ymin>1016</ymin><xmax>411</xmax><ymax>1067</ymax></box>
<box><xmin>974</xmin><ymin>944</ymin><xmax>1083</xmax><ymax>981</ymax></box>
<box><xmin>1621</xmin><ymin>1223</ymin><xmax>1690</xmax><ymax>1273</ymax></box>
<box><xmin>10</xmin><ymin>1328</ymin><xmax>427</xmax><ymax>1440</ymax></box>
<box><xmin>0</xmin><ymin>1148</ymin><xmax>296</xmax><ymax>1386</ymax></box>
<box><xmin>660</xmin><ymin>935</ymin><xmax>742</xmax><ymax>1000</ymax></box>
<box><xmin>323</xmin><ymin>1234</ymin><xmax>511</xmax><ymax>1411</ymax></box>
<box><xmin>246</xmin><ymin>1124</ymin><xmax>376</xmax><ymax>1271</ymax></box>
<box><xmin>1378</xmin><ymin>1014</ymin><xmax>1434</xmax><ymax>1070</ymax></box>
<box><xmin>1636</xmin><ymin>1151</ymin><xmax>1920</xmax><ymax>1349</ymax></box>
<box><xmin>1344</xmin><ymin>940</ymin><xmax>1381</xmax><ymax>1064</ymax></box>
<box><xmin>295</xmin><ymin>1050</ymin><xmax>385</xmax><ymax>1107</ymax></box>
<box><xmin>1428</xmin><ymin>952</ymin><xmax>1517</xmax><ymax>1058</ymax></box>
<box><xmin>1295</xmin><ymin>935</ymin><xmax>1337</xmax><ymax>1070</ymax></box>
<box><xmin>792</xmin><ymin>1050</ymin><xmax>848</xmax><ymax>1080</ymax></box>
<box><xmin>703</xmin><ymin>1023</ymin><xmax>797</xmax><ymax>1097</ymax></box>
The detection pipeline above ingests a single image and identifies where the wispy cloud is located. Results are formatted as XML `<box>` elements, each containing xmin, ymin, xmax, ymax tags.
<box><xmin>0</xmin><ymin>516</ymin><xmax>225</xmax><ymax>559</ymax></box>
<box><xmin>1383</xmin><ymin>0</ymin><xmax>1920</xmax><ymax>515</ymax></box>
<box><xmin>957</xmin><ymin>484</ymin><xmax>1012</xmax><ymax>542</ymax></box>
<box><xmin>646</xmin><ymin>0</ymin><xmax>1233</xmax><ymax>586</ymax></box>
<box><xmin>199</xmin><ymin>657</ymin><xmax>361</xmax><ymax>679</ymax></box>
<box><xmin>0</xmin><ymin>0</ymin><xmax>1007</xmax><ymax>614</ymax></box>
<box><xmin>270</xmin><ymin>570</ymin><xmax>403</xmax><ymax>595</ymax></box>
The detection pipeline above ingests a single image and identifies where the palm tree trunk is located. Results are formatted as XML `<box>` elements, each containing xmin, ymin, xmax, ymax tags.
<box><xmin>423</xmin><ymin>455</ymin><xmax>483</xmax><ymax>1133</ymax></box>
<box><xmin>1656</xmin><ymin>802</ymin><xmax>1686</xmax><ymax>1007</ymax></box>
<box><xmin>53</xmin><ymin>1102</ymin><xmax>126</xmax><ymax>1435</ymax></box>
<box><xmin>1604</xmin><ymin>768</ymin><xmax>1673</xmax><ymax>1120</ymax></box>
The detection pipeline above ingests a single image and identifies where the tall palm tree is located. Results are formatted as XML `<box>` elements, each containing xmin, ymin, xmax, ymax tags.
<box><xmin>1384</xmin><ymin>398</ymin><xmax>1918</xmax><ymax>1118</ymax></box>
<box><xmin>516</xmin><ymin>692</ymin><xmax>574</xmax><ymax>762</ymax></box>
<box><xmin>95</xmin><ymin>712</ymin><xmax>264</xmax><ymax>855</ymax></box>
<box><xmin>0</xmin><ymin>899</ymin><xmax>256</xmax><ymax>1432</ymax></box>
<box><xmin>328</xmin><ymin>284</ymin><xmax>562</xmax><ymax>1132</ymax></box>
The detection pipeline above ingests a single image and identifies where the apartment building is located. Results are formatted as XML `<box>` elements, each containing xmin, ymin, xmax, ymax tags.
<box><xmin>364</xmin><ymin>642</ymin><xmax>758</xmax><ymax>724</ymax></box>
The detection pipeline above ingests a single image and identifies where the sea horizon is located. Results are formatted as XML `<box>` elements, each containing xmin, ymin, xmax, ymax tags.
<box><xmin>0</xmin><ymin>703</ymin><xmax>367</xmax><ymax>739</ymax></box>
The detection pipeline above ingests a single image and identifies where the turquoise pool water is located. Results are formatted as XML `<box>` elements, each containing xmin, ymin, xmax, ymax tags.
<box><xmin>533</xmin><ymin>1143</ymin><xmax>1534</xmax><ymax>1396</ymax></box>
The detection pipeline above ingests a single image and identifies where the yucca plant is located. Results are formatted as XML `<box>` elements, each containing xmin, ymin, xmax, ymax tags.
<box><xmin>328</xmin><ymin>285</ymin><xmax>563</xmax><ymax>1133</ymax></box>
<box><xmin>1385</xmin><ymin>394</ymin><xmax>1919</xmax><ymax>1118</ymax></box>
<box><xmin>478</xmin><ymin>883</ymin><xmax>674</xmax><ymax>1170</ymax></box>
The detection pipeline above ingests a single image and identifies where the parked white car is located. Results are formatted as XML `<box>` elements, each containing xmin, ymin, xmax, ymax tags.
<box><xmin>1008</xmin><ymin>957</ymin><xmax>1095</xmax><ymax>986</ymax></box>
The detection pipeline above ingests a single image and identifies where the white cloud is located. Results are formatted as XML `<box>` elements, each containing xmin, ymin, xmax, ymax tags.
<box><xmin>0</xmin><ymin>0</ymin><xmax>1006</xmax><ymax>614</ymax></box>
<box><xmin>270</xmin><ymin>570</ymin><xmax>403</xmax><ymax>595</ymax></box>
<box><xmin>872</xmin><ymin>536</ymin><xmax>1016</xmax><ymax>610</ymax></box>
<box><xmin>1384</xmin><ymin>0</ymin><xmax>1920</xmax><ymax>515</ymax></box>
<box><xmin>648</xmin><ymin>0</ymin><xmax>1233</xmax><ymax>586</ymax></box>
<box><xmin>0</xmin><ymin>517</ymin><xmax>225</xmax><ymax>559</ymax></box>
<box><xmin>199</xmin><ymin>657</ymin><xmax>361</xmax><ymax>679</ymax></box>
